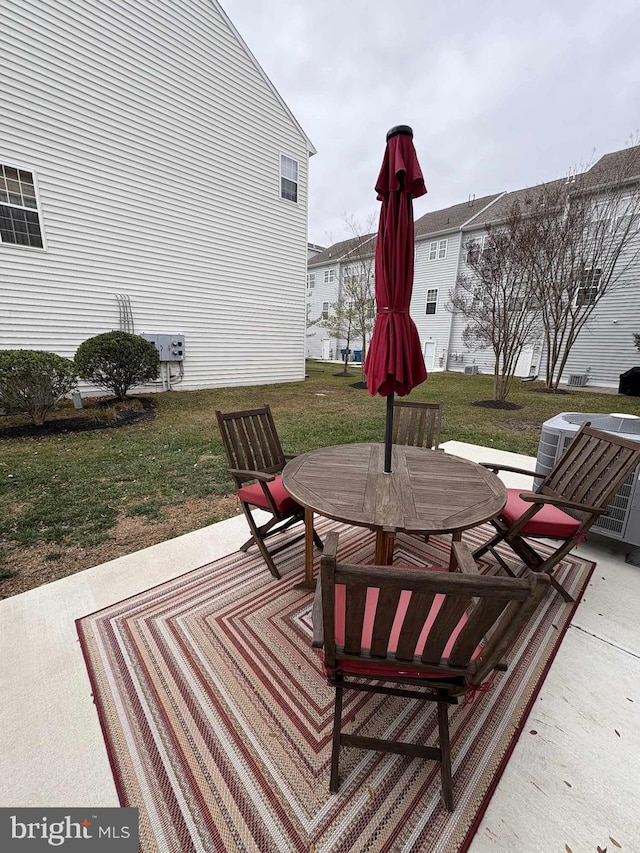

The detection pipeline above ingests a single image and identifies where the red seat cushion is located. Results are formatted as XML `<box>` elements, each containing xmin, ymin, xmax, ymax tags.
<box><xmin>501</xmin><ymin>489</ymin><xmax>581</xmax><ymax>538</ymax></box>
<box><xmin>238</xmin><ymin>475</ymin><xmax>298</xmax><ymax>514</ymax></box>
<box><xmin>332</xmin><ymin>566</ymin><xmax>480</xmax><ymax>679</ymax></box>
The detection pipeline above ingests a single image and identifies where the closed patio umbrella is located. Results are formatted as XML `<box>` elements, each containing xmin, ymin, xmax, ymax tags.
<box><xmin>364</xmin><ymin>125</ymin><xmax>427</xmax><ymax>472</ymax></box>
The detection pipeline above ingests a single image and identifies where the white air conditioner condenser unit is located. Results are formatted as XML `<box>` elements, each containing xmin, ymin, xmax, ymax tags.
<box><xmin>464</xmin><ymin>365</ymin><xmax>479</xmax><ymax>375</ymax></box>
<box><xmin>536</xmin><ymin>412</ymin><xmax>640</xmax><ymax>547</ymax></box>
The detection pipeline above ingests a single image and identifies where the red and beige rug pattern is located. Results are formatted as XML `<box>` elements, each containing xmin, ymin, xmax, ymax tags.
<box><xmin>77</xmin><ymin>520</ymin><xmax>593</xmax><ymax>853</ymax></box>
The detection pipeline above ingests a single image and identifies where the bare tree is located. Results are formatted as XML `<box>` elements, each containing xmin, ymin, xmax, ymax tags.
<box><xmin>315</xmin><ymin>295</ymin><xmax>356</xmax><ymax>375</ymax></box>
<box><xmin>525</xmin><ymin>143</ymin><xmax>640</xmax><ymax>389</ymax></box>
<box><xmin>448</xmin><ymin>209</ymin><xmax>543</xmax><ymax>402</ymax></box>
<box><xmin>339</xmin><ymin>214</ymin><xmax>377</xmax><ymax>376</ymax></box>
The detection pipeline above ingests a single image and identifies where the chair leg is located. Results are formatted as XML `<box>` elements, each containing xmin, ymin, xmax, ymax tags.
<box><xmin>239</xmin><ymin>503</ymin><xmax>282</xmax><ymax>579</ymax></box>
<box><xmin>472</xmin><ymin>530</ymin><xmax>502</xmax><ymax>560</ymax></box>
<box><xmin>548</xmin><ymin>572</ymin><xmax>574</xmax><ymax>603</ymax></box>
<box><xmin>313</xmin><ymin>528</ymin><xmax>324</xmax><ymax>550</ymax></box>
<box><xmin>437</xmin><ymin>699</ymin><xmax>454</xmax><ymax>811</ymax></box>
<box><xmin>330</xmin><ymin>683</ymin><xmax>344</xmax><ymax>793</ymax></box>
<box><xmin>490</xmin><ymin>547</ymin><xmax>517</xmax><ymax>577</ymax></box>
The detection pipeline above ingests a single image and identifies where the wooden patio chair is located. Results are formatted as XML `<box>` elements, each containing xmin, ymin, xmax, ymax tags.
<box><xmin>216</xmin><ymin>406</ymin><xmax>322</xmax><ymax>579</ymax></box>
<box><xmin>473</xmin><ymin>422</ymin><xmax>640</xmax><ymax>602</ymax></box>
<box><xmin>312</xmin><ymin>532</ymin><xmax>549</xmax><ymax>810</ymax></box>
<box><xmin>392</xmin><ymin>400</ymin><xmax>443</xmax><ymax>547</ymax></box>
<box><xmin>392</xmin><ymin>400</ymin><xmax>442</xmax><ymax>450</ymax></box>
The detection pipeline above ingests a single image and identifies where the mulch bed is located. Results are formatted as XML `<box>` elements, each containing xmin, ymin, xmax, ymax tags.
<box><xmin>349</xmin><ymin>381</ymin><xmax>368</xmax><ymax>389</ymax></box>
<box><xmin>530</xmin><ymin>388</ymin><xmax>572</xmax><ymax>395</ymax></box>
<box><xmin>471</xmin><ymin>400</ymin><xmax>523</xmax><ymax>410</ymax></box>
<box><xmin>0</xmin><ymin>396</ymin><xmax>157</xmax><ymax>440</ymax></box>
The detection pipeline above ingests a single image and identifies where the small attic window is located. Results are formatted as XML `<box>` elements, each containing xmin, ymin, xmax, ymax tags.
<box><xmin>280</xmin><ymin>155</ymin><xmax>298</xmax><ymax>203</ymax></box>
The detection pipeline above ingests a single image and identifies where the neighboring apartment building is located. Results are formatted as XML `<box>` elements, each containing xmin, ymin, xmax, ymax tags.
<box><xmin>309</xmin><ymin>146</ymin><xmax>640</xmax><ymax>388</ymax></box>
<box><xmin>306</xmin><ymin>235</ymin><xmax>376</xmax><ymax>361</ymax></box>
<box><xmin>1</xmin><ymin>0</ymin><xmax>314</xmax><ymax>393</ymax></box>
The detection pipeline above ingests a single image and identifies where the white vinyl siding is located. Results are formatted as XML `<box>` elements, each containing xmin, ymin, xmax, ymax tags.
<box><xmin>412</xmin><ymin>233</ymin><xmax>460</xmax><ymax>368</ymax></box>
<box><xmin>0</xmin><ymin>0</ymin><xmax>311</xmax><ymax>391</ymax></box>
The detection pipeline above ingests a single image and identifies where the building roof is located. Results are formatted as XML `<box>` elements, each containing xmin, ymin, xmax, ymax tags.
<box><xmin>307</xmin><ymin>234</ymin><xmax>376</xmax><ymax>267</ymax></box>
<box><xmin>307</xmin><ymin>145</ymin><xmax>640</xmax><ymax>265</ymax></box>
<box><xmin>467</xmin><ymin>179</ymin><xmax>568</xmax><ymax>228</ymax></box>
<box><xmin>414</xmin><ymin>193</ymin><xmax>504</xmax><ymax>238</ymax></box>
<box><xmin>581</xmin><ymin>144</ymin><xmax>640</xmax><ymax>187</ymax></box>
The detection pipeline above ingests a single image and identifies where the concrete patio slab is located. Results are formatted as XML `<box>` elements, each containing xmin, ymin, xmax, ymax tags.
<box><xmin>1</xmin><ymin>441</ymin><xmax>638</xmax><ymax>852</ymax></box>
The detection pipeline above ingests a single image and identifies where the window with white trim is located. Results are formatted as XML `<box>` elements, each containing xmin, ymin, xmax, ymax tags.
<box><xmin>307</xmin><ymin>272</ymin><xmax>315</xmax><ymax>289</ymax></box>
<box><xmin>321</xmin><ymin>301</ymin><xmax>329</xmax><ymax>319</ymax></box>
<box><xmin>324</xmin><ymin>269</ymin><xmax>336</xmax><ymax>284</ymax></box>
<box><xmin>0</xmin><ymin>164</ymin><xmax>43</xmax><ymax>248</ymax></box>
<box><xmin>576</xmin><ymin>268</ymin><xmax>602</xmax><ymax>307</ymax></box>
<box><xmin>280</xmin><ymin>154</ymin><xmax>298</xmax><ymax>202</ymax></box>
<box><xmin>425</xmin><ymin>288</ymin><xmax>438</xmax><ymax>315</ymax></box>
<box><xmin>428</xmin><ymin>239</ymin><xmax>447</xmax><ymax>260</ymax></box>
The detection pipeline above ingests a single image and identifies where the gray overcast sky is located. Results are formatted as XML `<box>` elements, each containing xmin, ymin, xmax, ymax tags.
<box><xmin>222</xmin><ymin>0</ymin><xmax>640</xmax><ymax>246</ymax></box>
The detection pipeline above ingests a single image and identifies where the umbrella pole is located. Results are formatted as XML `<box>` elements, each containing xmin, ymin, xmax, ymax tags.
<box><xmin>384</xmin><ymin>393</ymin><xmax>394</xmax><ymax>473</ymax></box>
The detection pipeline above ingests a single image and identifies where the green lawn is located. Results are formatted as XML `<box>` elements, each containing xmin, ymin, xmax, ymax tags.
<box><xmin>1</xmin><ymin>362</ymin><xmax>638</xmax><ymax>596</ymax></box>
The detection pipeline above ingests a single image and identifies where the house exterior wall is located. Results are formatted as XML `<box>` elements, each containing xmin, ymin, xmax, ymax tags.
<box><xmin>0</xmin><ymin>0</ymin><xmax>311</xmax><ymax>392</ymax></box>
<box><xmin>306</xmin><ymin>262</ymin><xmax>341</xmax><ymax>359</ymax></box>
<box><xmin>412</xmin><ymin>232</ymin><xmax>460</xmax><ymax>370</ymax></box>
<box><xmin>306</xmin><ymin>261</ymin><xmax>367</xmax><ymax>361</ymax></box>
<box><xmin>555</xmin><ymin>235</ymin><xmax>640</xmax><ymax>387</ymax></box>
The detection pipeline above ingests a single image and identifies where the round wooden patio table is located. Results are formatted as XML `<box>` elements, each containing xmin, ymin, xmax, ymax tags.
<box><xmin>282</xmin><ymin>442</ymin><xmax>507</xmax><ymax>589</ymax></box>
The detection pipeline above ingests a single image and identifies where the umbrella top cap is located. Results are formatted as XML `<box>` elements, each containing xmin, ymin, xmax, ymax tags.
<box><xmin>386</xmin><ymin>125</ymin><xmax>413</xmax><ymax>141</ymax></box>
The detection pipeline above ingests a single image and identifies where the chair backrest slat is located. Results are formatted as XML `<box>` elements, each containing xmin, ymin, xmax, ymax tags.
<box><xmin>395</xmin><ymin>591</ymin><xmax>437</xmax><ymax>661</ymax></box>
<box><xmin>216</xmin><ymin>406</ymin><xmax>286</xmax><ymax>480</ymax></box>
<box><xmin>370</xmin><ymin>588</ymin><xmax>403</xmax><ymax>657</ymax></box>
<box><xmin>344</xmin><ymin>584</ymin><xmax>368</xmax><ymax>655</ymax></box>
<box><xmin>419</xmin><ymin>594</ymin><xmax>473</xmax><ymax>666</ymax></box>
<box><xmin>540</xmin><ymin>423</ymin><xmax>640</xmax><ymax>512</ymax></box>
<box><xmin>447</xmin><ymin>598</ymin><xmax>509</xmax><ymax>668</ymax></box>
<box><xmin>392</xmin><ymin>401</ymin><xmax>442</xmax><ymax>450</ymax></box>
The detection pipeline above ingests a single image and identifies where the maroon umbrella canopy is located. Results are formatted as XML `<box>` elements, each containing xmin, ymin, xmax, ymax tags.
<box><xmin>364</xmin><ymin>126</ymin><xmax>427</xmax><ymax>473</ymax></box>
<box><xmin>365</xmin><ymin>126</ymin><xmax>428</xmax><ymax>398</ymax></box>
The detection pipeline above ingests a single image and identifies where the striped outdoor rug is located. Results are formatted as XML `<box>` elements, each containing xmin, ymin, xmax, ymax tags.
<box><xmin>77</xmin><ymin>519</ymin><xmax>593</xmax><ymax>853</ymax></box>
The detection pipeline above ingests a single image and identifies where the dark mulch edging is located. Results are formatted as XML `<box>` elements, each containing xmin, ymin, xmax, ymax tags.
<box><xmin>530</xmin><ymin>388</ymin><xmax>572</xmax><ymax>395</ymax></box>
<box><xmin>471</xmin><ymin>400</ymin><xmax>523</xmax><ymax>411</ymax></box>
<box><xmin>0</xmin><ymin>396</ymin><xmax>157</xmax><ymax>440</ymax></box>
<box><xmin>349</xmin><ymin>381</ymin><xmax>368</xmax><ymax>390</ymax></box>
<box><xmin>333</xmin><ymin>372</ymin><xmax>358</xmax><ymax>378</ymax></box>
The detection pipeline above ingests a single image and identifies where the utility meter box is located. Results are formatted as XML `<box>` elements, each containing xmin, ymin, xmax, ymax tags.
<box><xmin>140</xmin><ymin>333</ymin><xmax>185</xmax><ymax>361</ymax></box>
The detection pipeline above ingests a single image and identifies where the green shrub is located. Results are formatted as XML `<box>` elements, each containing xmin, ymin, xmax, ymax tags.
<box><xmin>0</xmin><ymin>349</ymin><xmax>78</xmax><ymax>425</ymax></box>
<box><xmin>75</xmin><ymin>332</ymin><xmax>160</xmax><ymax>400</ymax></box>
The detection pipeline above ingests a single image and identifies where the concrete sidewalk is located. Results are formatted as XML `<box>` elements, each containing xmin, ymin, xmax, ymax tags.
<box><xmin>1</xmin><ymin>441</ymin><xmax>638</xmax><ymax>851</ymax></box>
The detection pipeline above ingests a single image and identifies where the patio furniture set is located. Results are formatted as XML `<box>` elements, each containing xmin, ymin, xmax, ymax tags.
<box><xmin>215</xmin><ymin>403</ymin><xmax>640</xmax><ymax>810</ymax></box>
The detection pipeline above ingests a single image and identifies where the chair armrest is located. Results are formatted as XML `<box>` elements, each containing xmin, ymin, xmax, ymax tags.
<box><xmin>480</xmin><ymin>462</ymin><xmax>538</xmax><ymax>477</ymax></box>
<box><xmin>520</xmin><ymin>492</ymin><xmax>607</xmax><ymax>516</ymax></box>
<box><xmin>228</xmin><ymin>468</ymin><xmax>276</xmax><ymax>483</ymax></box>
<box><xmin>452</xmin><ymin>542</ymin><xmax>480</xmax><ymax>575</ymax></box>
<box><xmin>311</xmin><ymin>575</ymin><xmax>324</xmax><ymax>648</ymax></box>
<box><xmin>283</xmin><ymin>453</ymin><xmax>298</xmax><ymax>461</ymax></box>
